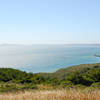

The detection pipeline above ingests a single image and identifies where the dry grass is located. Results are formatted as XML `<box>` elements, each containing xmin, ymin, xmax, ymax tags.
<box><xmin>0</xmin><ymin>89</ymin><xmax>100</xmax><ymax>100</ymax></box>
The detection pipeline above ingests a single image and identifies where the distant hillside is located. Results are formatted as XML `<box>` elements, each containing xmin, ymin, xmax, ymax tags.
<box><xmin>0</xmin><ymin>63</ymin><xmax>100</xmax><ymax>83</ymax></box>
<box><xmin>38</xmin><ymin>63</ymin><xmax>100</xmax><ymax>80</ymax></box>
<box><xmin>0</xmin><ymin>68</ymin><xmax>31</xmax><ymax>82</ymax></box>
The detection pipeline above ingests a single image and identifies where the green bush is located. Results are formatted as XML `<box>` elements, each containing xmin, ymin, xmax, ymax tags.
<box><xmin>19</xmin><ymin>84</ymin><xmax>37</xmax><ymax>90</ymax></box>
<box><xmin>0</xmin><ymin>84</ymin><xmax>18</xmax><ymax>92</ymax></box>
<box><xmin>60</xmin><ymin>81</ymin><xmax>73</xmax><ymax>88</ymax></box>
<box><xmin>91</xmin><ymin>82</ymin><xmax>100</xmax><ymax>88</ymax></box>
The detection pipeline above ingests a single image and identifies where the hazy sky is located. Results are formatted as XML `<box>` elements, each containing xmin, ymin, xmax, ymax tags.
<box><xmin>0</xmin><ymin>0</ymin><xmax>100</xmax><ymax>44</ymax></box>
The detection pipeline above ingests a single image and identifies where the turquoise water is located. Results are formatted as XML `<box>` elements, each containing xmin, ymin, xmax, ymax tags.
<box><xmin>0</xmin><ymin>44</ymin><xmax>100</xmax><ymax>73</ymax></box>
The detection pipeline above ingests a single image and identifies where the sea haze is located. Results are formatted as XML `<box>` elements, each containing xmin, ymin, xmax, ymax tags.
<box><xmin>0</xmin><ymin>44</ymin><xmax>100</xmax><ymax>73</ymax></box>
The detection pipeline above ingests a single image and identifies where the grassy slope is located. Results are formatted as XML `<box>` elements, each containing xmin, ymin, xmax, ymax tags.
<box><xmin>0</xmin><ymin>89</ymin><xmax>100</xmax><ymax>100</ymax></box>
<box><xmin>0</xmin><ymin>64</ymin><xmax>100</xmax><ymax>99</ymax></box>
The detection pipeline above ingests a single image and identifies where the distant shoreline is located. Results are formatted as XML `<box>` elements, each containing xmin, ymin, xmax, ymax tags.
<box><xmin>94</xmin><ymin>54</ymin><xmax>100</xmax><ymax>57</ymax></box>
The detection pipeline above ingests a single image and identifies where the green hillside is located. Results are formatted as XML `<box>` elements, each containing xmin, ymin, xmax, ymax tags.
<box><xmin>38</xmin><ymin>63</ymin><xmax>100</xmax><ymax>80</ymax></box>
<box><xmin>0</xmin><ymin>63</ymin><xmax>100</xmax><ymax>92</ymax></box>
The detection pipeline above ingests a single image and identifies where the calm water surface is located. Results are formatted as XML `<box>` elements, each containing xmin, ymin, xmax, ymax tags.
<box><xmin>0</xmin><ymin>44</ymin><xmax>100</xmax><ymax>73</ymax></box>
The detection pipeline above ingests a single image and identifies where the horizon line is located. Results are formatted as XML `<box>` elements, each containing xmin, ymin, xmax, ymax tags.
<box><xmin>0</xmin><ymin>43</ymin><xmax>100</xmax><ymax>45</ymax></box>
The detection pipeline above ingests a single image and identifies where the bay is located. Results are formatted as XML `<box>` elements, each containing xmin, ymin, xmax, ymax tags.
<box><xmin>0</xmin><ymin>44</ymin><xmax>100</xmax><ymax>73</ymax></box>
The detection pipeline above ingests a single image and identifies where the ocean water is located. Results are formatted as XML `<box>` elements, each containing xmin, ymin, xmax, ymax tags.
<box><xmin>0</xmin><ymin>44</ymin><xmax>100</xmax><ymax>73</ymax></box>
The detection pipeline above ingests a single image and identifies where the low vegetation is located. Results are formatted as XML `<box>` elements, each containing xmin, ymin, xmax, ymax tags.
<box><xmin>0</xmin><ymin>63</ymin><xmax>100</xmax><ymax>92</ymax></box>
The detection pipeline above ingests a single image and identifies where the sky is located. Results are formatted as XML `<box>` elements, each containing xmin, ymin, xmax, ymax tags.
<box><xmin>0</xmin><ymin>0</ymin><xmax>100</xmax><ymax>44</ymax></box>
